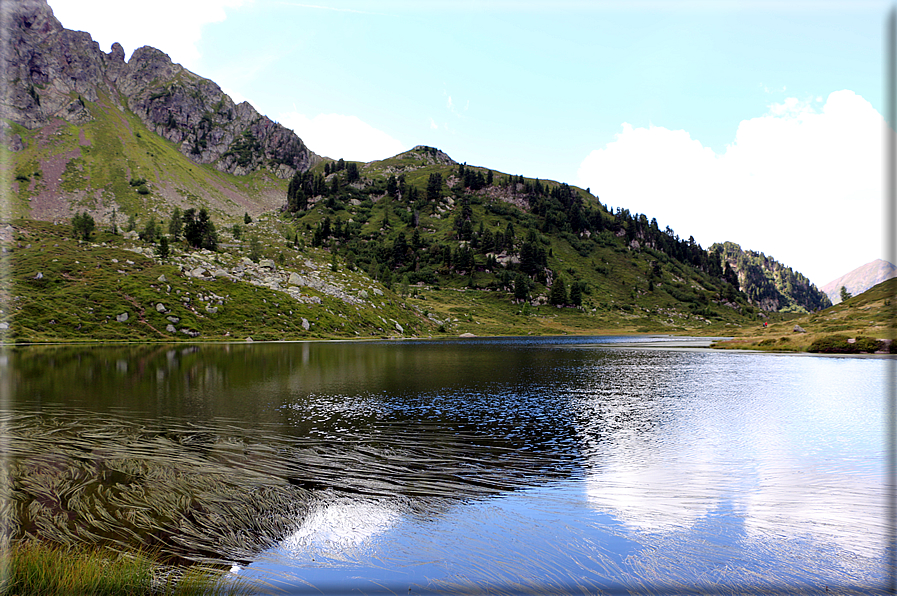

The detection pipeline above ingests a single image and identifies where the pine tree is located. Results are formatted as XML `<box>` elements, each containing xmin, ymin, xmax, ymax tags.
<box><xmin>71</xmin><ymin>212</ymin><xmax>95</xmax><ymax>241</ymax></box>
<box><xmin>569</xmin><ymin>282</ymin><xmax>583</xmax><ymax>307</ymax></box>
<box><xmin>548</xmin><ymin>277</ymin><xmax>567</xmax><ymax>306</ymax></box>
<box><xmin>168</xmin><ymin>208</ymin><xmax>183</xmax><ymax>240</ymax></box>
<box><xmin>156</xmin><ymin>235</ymin><xmax>170</xmax><ymax>259</ymax></box>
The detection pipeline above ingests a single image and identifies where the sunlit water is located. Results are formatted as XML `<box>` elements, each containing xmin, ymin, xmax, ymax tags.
<box><xmin>2</xmin><ymin>337</ymin><xmax>893</xmax><ymax>594</ymax></box>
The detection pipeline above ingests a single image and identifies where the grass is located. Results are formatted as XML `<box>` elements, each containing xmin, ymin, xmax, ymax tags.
<box><xmin>711</xmin><ymin>277</ymin><xmax>897</xmax><ymax>353</ymax></box>
<box><xmin>1</xmin><ymin>219</ymin><xmax>434</xmax><ymax>343</ymax></box>
<box><xmin>1</xmin><ymin>541</ymin><xmax>244</xmax><ymax>595</ymax></box>
<box><xmin>3</xmin><ymin>213</ymin><xmax>891</xmax><ymax>348</ymax></box>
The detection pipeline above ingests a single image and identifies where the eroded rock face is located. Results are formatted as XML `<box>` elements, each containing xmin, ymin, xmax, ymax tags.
<box><xmin>0</xmin><ymin>0</ymin><xmax>316</xmax><ymax>178</ymax></box>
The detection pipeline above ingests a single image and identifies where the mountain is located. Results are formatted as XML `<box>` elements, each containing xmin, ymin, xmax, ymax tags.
<box><xmin>710</xmin><ymin>242</ymin><xmax>831</xmax><ymax>313</ymax></box>
<box><xmin>0</xmin><ymin>0</ymin><xmax>847</xmax><ymax>344</ymax></box>
<box><xmin>1</xmin><ymin>0</ymin><xmax>317</xmax><ymax>223</ymax></box>
<box><xmin>821</xmin><ymin>259</ymin><xmax>897</xmax><ymax>305</ymax></box>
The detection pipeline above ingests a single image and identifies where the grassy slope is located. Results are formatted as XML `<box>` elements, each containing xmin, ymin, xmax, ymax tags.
<box><xmin>712</xmin><ymin>277</ymin><xmax>897</xmax><ymax>352</ymax></box>
<box><xmin>0</xmin><ymin>214</ymin><xmax>820</xmax><ymax>345</ymax></box>
<box><xmin>1</xmin><ymin>219</ymin><xmax>431</xmax><ymax>343</ymax></box>
<box><xmin>1</xmin><ymin>91</ymin><xmax>286</xmax><ymax>225</ymax></box>
<box><xmin>3</xmin><ymin>118</ymin><xmax>890</xmax><ymax>347</ymax></box>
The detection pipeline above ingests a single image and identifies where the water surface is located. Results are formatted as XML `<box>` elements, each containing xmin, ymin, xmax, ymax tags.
<box><xmin>2</xmin><ymin>337</ymin><xmax>892</xmax><ymax>594</ymax></box>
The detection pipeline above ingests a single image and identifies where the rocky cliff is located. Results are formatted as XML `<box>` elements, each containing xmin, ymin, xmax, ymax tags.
<box><xmin>0</xmin><ymin>0</ymin><xmax>316</xmax><ymax>177</ymax></box>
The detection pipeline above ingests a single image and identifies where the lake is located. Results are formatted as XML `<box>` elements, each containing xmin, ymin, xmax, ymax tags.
<box><xmin>2</xmin><ymin>336</ymin><xmax>893</xmax><ymax>594</ymax></box>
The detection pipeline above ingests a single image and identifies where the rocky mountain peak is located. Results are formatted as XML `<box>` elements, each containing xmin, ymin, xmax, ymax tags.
<box><xmin>1</xmin><ymin>0</ymin><xmax>317</xmax><ymax>178</ymax></box>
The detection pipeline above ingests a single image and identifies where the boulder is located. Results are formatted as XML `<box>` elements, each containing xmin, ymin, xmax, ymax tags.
<box><xmin>301</xmin><ymin>318</ymin><xmax>310</xmax><ymax>331</ymax></box>
<box><xmin>395</xmin><ymin>322</ymin><xmax>404</xmax><ymax>334</ymax></box>
<box><xmin>157</xmin><ymin>274</ymin><xmax>167</xmax><ymax>283</ymax></box>
<box><xmin>793</xmin><ymin>325</ymin><xmax>807</xmax><ymax>333</ymax></box>
<box><xmin>155</xmin><ymin>303</ymin><xmax>166</xmax><ymax>313</ymax></box>
<box><xmin>259</xmin><ymin>259</ymin><xmax>276</xmax><ymax>269</ymax></box>
<box><xmin>166</xmin><ymin>324</ymin><xmax>176</xmax><ymax>333</ymax></box>
<box><xmin>167</xmin><ymin>316</ymin><xmax>180</xmax><ymax>323</ymax></box>
<box><xmin>288</xmin><ymin>272</ymin><xmax>304</xmax><ymax>286</ymax></box>
<box><xmin>116</xmin><ymin>312</ymin><xmax>128</xmax><ymax>322</ymax></box>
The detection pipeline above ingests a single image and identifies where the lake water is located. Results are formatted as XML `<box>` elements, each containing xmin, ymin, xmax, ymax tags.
<box><xmin>1</xmin><ymin>336</ymin><xmax>893</xmax><ymax>594</ymax></box>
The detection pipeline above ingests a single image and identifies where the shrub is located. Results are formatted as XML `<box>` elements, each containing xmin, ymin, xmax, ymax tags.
<box><xmin>807</xmin><ymin>335</ymin><xmax>884</xmax><ymax>354</ymax></box>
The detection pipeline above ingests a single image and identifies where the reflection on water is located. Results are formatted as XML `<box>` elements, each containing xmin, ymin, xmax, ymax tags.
<box><xmin>3</xmin><ymin>338</ymin><xmax>893</xmax><ymax>593</ymax></box>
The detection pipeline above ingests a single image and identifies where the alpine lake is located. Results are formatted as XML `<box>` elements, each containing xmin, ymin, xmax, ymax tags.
<box><xmin>2</xmin><ymin>336</ymin><xmax>893</xmax><ymax>594</ymax></box>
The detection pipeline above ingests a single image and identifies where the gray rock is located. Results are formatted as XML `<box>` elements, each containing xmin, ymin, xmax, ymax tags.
<box><xmin>395</xmin><ymin>322</ymin><xmax>404</xmax><ymax>334</ymax></box>
<box><xmin>0</xmin><ymin>322</ymin><xmax>8</xmax><ymax>330</ymax></box>
<box><xmin>288</xmin><ymin>272</ymin><xmax>304</xmax><ymax>286</ymax></box>
<box><xmin>157</xmin><ymin>274</ymin><xmax>167</xmax><ymax>283</ymax></box>
<box><xmin>793</xmin><ymin>325</ymin><xmax>807</xmax><ymax>333</ymax></box>
<box><xmin>33</xmin><ymin>271</ymin><xmax>42</xmax><ymax>280</ymax></box>
<box><xmin>155</xmin><ymin>303</ymin><xmax>166</xmax><ymax>312</ymax></box>
<box><xmin>259</xmin><ymin>259</ymin><xmax>276</xmax><ymax>269</ymax></box>
<box><xmin>301</xmin><ymin>318</ymin><xmax>310</xmax><ymax>331</ymax></box>
<box><xmin>166</xmin><ymin>324</ymin><xmax>177</xmax><ymax>333</ymax></box>
<box><xmin>2</xmin><ymin>0</ymin><xmax>314</xmax><ymax>175</ymax></box>
<box><xmin>189</xmin><ymin>267</ymin><xmax>208</xmax><ymax>278</ymax></box>
<box><xmin>206</xmin><ymin>306</ymin><xmax>218</xmax><ymax>314</ymax></box>
<box><xmin>167</xmin><ymin>316</ymin><xmax>180</xmax><ymax>323</ymax></box>
<box><xmin>116</xmin><ymin>312</ymin><xmax>128</xmax><ymax>322</ymax></box>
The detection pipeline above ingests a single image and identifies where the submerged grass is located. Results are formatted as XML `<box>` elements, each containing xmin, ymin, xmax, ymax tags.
<box><xmin>1</xmin><ymin>540</ymin><xmax>246</xmax><ymax>595</ymax></box>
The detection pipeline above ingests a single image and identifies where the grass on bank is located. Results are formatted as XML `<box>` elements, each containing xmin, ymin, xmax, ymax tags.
<box><xmin>712</xmin><ymin>277</ymin><xmax>897</xmax><ymax>353</ymax></box>
<box><xmin>1</xmin><ymin>541</ymin><xmax>245</xmax><ymax>595</ymax></box>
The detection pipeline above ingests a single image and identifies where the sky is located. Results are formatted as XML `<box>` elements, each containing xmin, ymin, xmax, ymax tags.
<box><xmin>47</xmin><ymin>0</ymin><xmax>893</xmax><ymax>287</ymax></box>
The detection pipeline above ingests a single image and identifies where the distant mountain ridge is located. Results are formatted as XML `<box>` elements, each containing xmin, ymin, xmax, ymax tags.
<box><xmin>1</xmin><ymin>0</ymin><xmax>317</xmax><ymax>177</ymax></box>
<box><xmin>821</xmin><ymin>259</ymin><xmax>897</xmax><ymax>304</ymax></box>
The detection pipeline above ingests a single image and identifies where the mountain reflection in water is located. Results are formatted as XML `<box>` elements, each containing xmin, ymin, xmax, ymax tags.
<box><xmin>3</xmin><ymin>337</ymin><xmax>892</xmax><ymax>594</ymax></box>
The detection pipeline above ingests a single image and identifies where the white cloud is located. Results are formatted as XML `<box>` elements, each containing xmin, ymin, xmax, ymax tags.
<box><xmin>47</xmin><ymin>0</ymin><xmax>251</xmax><ymax>69</ymax></box>
<box><xmin>429</xmin><ymin>117</ymin><xmax>439</xmax><ymax>130</ymax></box>
<box><xmin>577</xmin><ymin>90</ymin><xmax>885</xmax><ymax>285</ymax></box>
<box><xmin>278</xmin><ymin>112</ymin><xmax>405</xmax><ymax>162</ymax></box>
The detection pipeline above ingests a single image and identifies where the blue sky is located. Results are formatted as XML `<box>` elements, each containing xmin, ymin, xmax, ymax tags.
<box><xmin>49</xmin><ymin>0</ymin><xmax>891</xmax><ymax>286</ymax></box>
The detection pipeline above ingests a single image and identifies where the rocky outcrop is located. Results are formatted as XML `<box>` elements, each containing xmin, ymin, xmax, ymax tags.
<box><xmin>711</xmin><ymin>241</ymin><xmax>832</xmax><ymax>313</ymax></box>
<box><xmin>0</xmin><ymin>0</ymin><xmax>316</xmax><ymax>178</ymax></box>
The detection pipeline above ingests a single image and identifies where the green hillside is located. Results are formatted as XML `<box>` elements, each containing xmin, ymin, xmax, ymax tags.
<box><xmin>713</xmin><ymin>277</ymin><xmax>896</xmax><ymax>353</ymax></box>
<box><xmin>3</xmin><ymin>92</ymin><xmax>287</xmax><ymax>226</ymax></box>
<box><xmin>1</xmin><ymin>141</ymin><xmax>815</xmax><ymax>344</ymax></box>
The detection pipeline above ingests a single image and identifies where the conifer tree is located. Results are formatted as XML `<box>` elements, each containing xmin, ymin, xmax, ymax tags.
<box><xmin>548</xmin><ymin>277</ymin><xmax>568</xmax><ymax>306</ymax></box>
